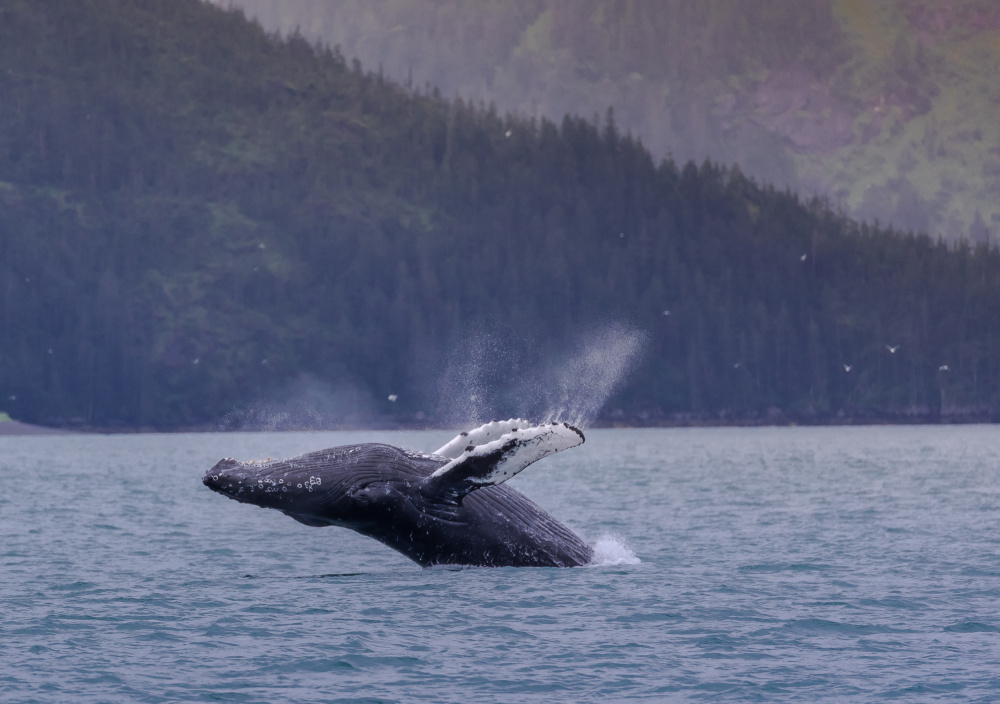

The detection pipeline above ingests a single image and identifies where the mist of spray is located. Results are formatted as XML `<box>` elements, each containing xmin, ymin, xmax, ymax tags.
<box><xmin>433</xmin><ymin>330</ymin><xmax>522</xmax><ymax>428</ymax></box>
<box><xmin>219</xmin><ymin>374</ymin><xmax>377</xmax><ymax>431</ymax></box>
<box><xmin>528</xmin><ymin>324</ymin><xmax>647</xmax><ymax>428</ymax></box>
<box><xmin>221</xmin><ymin>324</ymin><xmax>646</xmax><ymax>431</ymax></box>
<box><xmin>435</xmin><ymin>323</ymin><xmax>647</xmax><ymax>429</ymax></box>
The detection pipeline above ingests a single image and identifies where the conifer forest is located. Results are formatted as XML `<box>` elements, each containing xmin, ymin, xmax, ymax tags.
<box><xmin>1</xmin><ymin>0</ymin><xmax>999</xmax><ymax>428</ymax></box>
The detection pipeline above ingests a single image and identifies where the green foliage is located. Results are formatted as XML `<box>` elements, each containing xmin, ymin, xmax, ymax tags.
<box><xmin>1</xmin><ymin>0</ymin><xmax>999</xmax><ymax>427</ymax></box>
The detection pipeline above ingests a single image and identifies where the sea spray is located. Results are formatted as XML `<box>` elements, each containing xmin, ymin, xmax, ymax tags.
<box><xmin>589</xmin><ymin>533</ymin><xmax>641</xmax><ymax>566</ymax></box>
<box><xmin>222</xmin><ymin>325</ymin><xmax>647</xmax><ymax>431</ymax></box>
<box><xmin>219</xmin><ymin>374</ymin><xmax>377</xmax><ymax>431</ymax></box>
<box><xmin>434</xmin><ymin>324</ymin><xmax>647</xmax><ymax>428</ymax></box>
<box><xmin>531</xmin><ymin>324</ymin><xmax>647</xmax><ymax>427</ymax></box>
<box><xmin>433</xmin><ymin>329</ymin><xmax>525</xmax><ymax>427</ymax></box>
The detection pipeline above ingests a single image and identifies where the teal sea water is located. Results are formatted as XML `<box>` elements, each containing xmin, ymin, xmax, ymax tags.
<box><xmin>2</xmin><ymin>426</ymin><xmax>1000</xmax><ymax>702</ymax></box>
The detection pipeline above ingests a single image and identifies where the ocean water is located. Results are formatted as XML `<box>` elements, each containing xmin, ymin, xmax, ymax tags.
<box><xmin>3</xmin><ymin>426</ymin><xmax>1000</xmax><ymax>702</ymax></box>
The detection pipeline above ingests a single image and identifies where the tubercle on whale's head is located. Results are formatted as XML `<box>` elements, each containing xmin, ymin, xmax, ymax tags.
<box><xmin>203</xmin><ymin>457</ymin><xmax>347</xmax><ymax>513</ymax></box>
<box><xmin>562</xmin><ymin>422</ymin><xmax>585</xmax><ymax>444</ymax></box>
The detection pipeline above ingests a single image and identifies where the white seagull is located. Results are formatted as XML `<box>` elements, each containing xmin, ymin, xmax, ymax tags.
<box><xmin>886</xmin><ymin>345</ymin><xmax>900</xmax><ymax>354</ymax></box>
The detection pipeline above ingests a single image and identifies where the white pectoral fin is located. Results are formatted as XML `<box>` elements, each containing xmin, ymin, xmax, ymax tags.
<box><xmin>433</xmin><ymin>418</ymin><xmax>533</xmax><ymax>458</ymax></box>
<box><xmin>425</xmin><ymin>422</ymin><xmax>585</xmax><ymax>501</ymax></box>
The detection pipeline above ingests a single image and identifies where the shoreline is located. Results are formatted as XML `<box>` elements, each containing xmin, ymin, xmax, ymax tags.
<box><xmin>2</xmin><ymin>414</ymin><xmax>997</xmax><ymax>435</ymax></box>
<box><xmin>0</xmin><ymin>420</ymin><xmax>76</xmax><ymax>436</ymax></box>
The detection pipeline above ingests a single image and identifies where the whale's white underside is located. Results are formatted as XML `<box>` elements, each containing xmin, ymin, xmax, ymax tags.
<box><xmin>429</xmin><ymin>420</ymin><xmax>585</xmax><ymax>488</ymax></box>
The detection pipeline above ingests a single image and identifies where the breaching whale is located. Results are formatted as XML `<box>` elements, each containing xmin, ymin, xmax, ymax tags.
<box><xmin>202</xmin><ymin>420</ymin><xmax>593</xmax><ymax>567</ymax></box>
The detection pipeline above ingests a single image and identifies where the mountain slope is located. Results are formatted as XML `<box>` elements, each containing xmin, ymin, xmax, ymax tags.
<box><xmin>226</xmin><ymin>0</ymin><xmax>1000</xmax><ymax>243</ymax></box>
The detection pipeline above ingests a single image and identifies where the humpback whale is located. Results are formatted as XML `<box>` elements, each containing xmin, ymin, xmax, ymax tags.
<box><xmin>202</xmin><ymin>420</ymin><xmax>593</xmax><ymax>567</ymax></box>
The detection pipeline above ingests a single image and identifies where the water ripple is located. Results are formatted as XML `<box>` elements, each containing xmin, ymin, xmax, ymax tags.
<box><xmin>3</xmin><ymin>427</ymin><xmax>1000</xmax><ymax>702</ymax></box>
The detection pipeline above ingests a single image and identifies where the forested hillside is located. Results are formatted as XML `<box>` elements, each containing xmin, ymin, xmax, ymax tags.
<box><xmin>1</xmin><ymin>0</ymin><xmax>999</xmax><ymax>429</ymax></box>
<box><xmin>227</xmin><ymin>0</ymin><xmax>1000</xmax><ymax>243</ymax></box>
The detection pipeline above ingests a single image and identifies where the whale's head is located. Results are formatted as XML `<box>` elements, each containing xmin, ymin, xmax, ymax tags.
<box><xmin>202</xmin><ymin>456</ymin><xmax>359</xmax><ymax>526</ymax></box>
<box><xmin>202</xmin><ymin>444</ymin><xmax>428</xmax><ymax>528</ymax></box>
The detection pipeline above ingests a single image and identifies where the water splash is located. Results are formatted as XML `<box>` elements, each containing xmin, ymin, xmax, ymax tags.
<box><xmin>589</xmin><ymin>533</ymin><xmax>641</xmax><ymax>567</ymax></box>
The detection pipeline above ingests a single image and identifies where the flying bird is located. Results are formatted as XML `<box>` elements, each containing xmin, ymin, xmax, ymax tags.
<box><xmin>843</xmin><ymin>364</ymin><xmax>852</xmax><ymax>372</ymax></box>
<box><xmin>886</xmin><ymin>345</ymin><xmax>900</xmax><ymax>354</ymax></box>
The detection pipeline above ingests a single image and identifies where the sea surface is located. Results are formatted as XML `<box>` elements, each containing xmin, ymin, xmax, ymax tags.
<box><xmin>2</xmin><ymin>426</ymin><xmax>1000</xmax><ymax>702</ymax></box>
